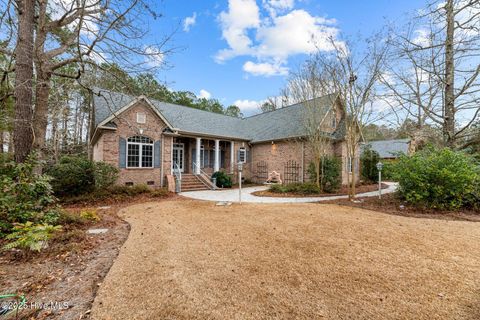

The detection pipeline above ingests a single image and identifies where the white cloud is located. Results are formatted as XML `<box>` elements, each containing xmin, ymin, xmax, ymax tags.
<box><xmin>412</xmin><ymin>29</ymin><xmax>430</xmax><ymax>47</ymax></box>
<box><xmin>233</xmin><ymin>99</ymin><xmax>264</xmax><ymax>111</ymax></box>
<box><xmin>243</xmin><ymin>61</ymin><xmax>288</xmax><ymax>76</ymax></box>
<box><xmin>144</xmin><ymin>46</ymin><xmax>164</xmax><ymax>68</ymax></box>
<box><xmin>216</xmin><ymin>0</ymin><xmax>260</xmax><ymax>62</ymax></box>
<box><xmin>216</xmin><ymin>1</ymin><xmax>342</xmax><ymax>77</ymax></box>
<box><xmin>198</xmin><ymin>89</ymin><xmax>212</xmax><ymax>99</ymax></box>
<box><xmin>183</xmin><ymin>12</ymin><xmax>197</xmax><ymax>32</ymax></box>
<box><xmin>263</xmin><ymin>0</ymin><xmax>295</xmax><ymax>16</ymax></box>
<box><xmin>256</xmin><ymin>10</ymin><xmax>339</xmax><ymax>60</ymax></box>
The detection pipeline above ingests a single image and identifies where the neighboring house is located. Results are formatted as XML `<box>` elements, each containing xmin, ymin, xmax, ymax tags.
<box><xmin>91</xmin><ymin>89</ymin><xmax>359</xmax><ymax>191</ymax></box>
<box><xmin>361</xmin><ymin>139</ymin><xmax>411</xmax><ymax>159</ymax></box>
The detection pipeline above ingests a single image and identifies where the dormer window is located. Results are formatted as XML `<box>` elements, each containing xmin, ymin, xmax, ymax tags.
<box><xmin>136</xmin><ymin>112</ymin><xmax>146</xmax><ymax>124</ymax></box>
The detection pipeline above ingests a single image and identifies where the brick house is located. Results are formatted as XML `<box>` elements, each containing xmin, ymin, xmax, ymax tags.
<box><xmin>91</xmin><ymin>89</ymin><xmax>359</xmax><ymax>191</ymax></box>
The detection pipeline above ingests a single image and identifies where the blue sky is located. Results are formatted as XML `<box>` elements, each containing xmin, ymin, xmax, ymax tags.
<box><xmin>152</xmin><ymin>0</ymin><xmax>422</xmax><ymax>116</ymax></box>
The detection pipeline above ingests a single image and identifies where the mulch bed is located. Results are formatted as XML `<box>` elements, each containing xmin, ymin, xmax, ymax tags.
<box><xmin>252</xmin><ymin>182</ymin><xmax>389</xmax><ymax>198</ymax></box>
<box><xmin>0</xmin><ymin>192</ymin><xmax>175</xmax><ymax>319</ymax></box>
<box><xmin>323</xmin><ymin>192</ymin><xmax>480</xmax><ymax>222</ymax></box>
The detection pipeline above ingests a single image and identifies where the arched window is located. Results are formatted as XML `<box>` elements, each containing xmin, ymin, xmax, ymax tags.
<box><xmin>127</xmin><ymin>136</ymin><xmax>154</xmax><ymax>168</ymax></box>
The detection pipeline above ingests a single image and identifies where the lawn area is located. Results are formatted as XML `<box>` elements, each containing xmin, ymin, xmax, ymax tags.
<box><xmin>92</xmin><ymin>200</ymin><xmax>480</xmax><ymax>320</ymax></box>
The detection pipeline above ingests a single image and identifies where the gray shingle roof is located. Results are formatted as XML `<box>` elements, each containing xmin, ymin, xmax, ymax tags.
<box><xmin>362</xmin><ymin>139</ymin><xmax>410</xmax><ymax>158</ymax></box>
<box><xmin>93</xmin><ymin>89</ymin><xmax>343</xmax><ymax>143</ymax></box>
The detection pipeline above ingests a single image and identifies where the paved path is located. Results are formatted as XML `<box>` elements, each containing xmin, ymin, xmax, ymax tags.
<box><xmin>180</xmin><ymin>182</ymin><xmax>397</xmax><ymax>203</ymax></box>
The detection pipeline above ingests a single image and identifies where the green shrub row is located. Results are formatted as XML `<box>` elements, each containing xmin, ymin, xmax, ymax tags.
<box><xmin>392</xmin><ymin>148</ymin><xmax>480</xmax><ymax>210</ymax></box>
<box><xmin>269</xmin><ymin>182</ymin><xmax>321</xmax><ymax>194</ymax></box>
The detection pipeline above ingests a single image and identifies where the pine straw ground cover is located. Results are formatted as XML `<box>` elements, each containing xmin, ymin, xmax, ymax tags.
<box><xmin>92</xmin><ymin>200</ymin><xmax>480</xmax><ymax>320</ymax></box>
<box><xmin>0</xmin><ymin>192</ymin><xmax>174</xmax><ymax>319</ymax></box>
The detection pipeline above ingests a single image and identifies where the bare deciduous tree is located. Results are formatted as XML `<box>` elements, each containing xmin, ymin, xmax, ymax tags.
<box><xmin>315</xmin><ymin>36</ymin><xmax>388</xmax><ymax>198</ymax></box>
<box><xmin>384</xmin><ymin>0</ymin><xmax>480</xmax><ymax>148</ymax></box>
<box><xmin>284</xmin><ymin>59</ymin><xmax>334</xmax><ymax>190</ymax></box>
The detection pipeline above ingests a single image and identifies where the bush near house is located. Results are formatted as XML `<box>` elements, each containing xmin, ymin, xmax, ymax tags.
<box><xmin>47</xmin><ymin>156</ymin><xmax>96</xmax><ymax>196</ymax></box>
<box><xmin>212</xmin><ymin>171</ymin><xmax>232</xmax><ymax>188</ymax></box>
<box><xmin>361</xmin><ymin>146</ymin><xmax>380</xmax><ymax>182</ymax></box>
<box><xmin>47</xmin><ymin>157</ymin><xmax>119</xmax><ymax>197</ymax></box>
<box><xmin>307</xmin><ymin>156</ymin><xmax>341</xmax><ymax>193</ymax></box>
<box><xmin>393</xmin><ymin>148</ymin><xmax>480</xmax><ymax>210</ymax></box>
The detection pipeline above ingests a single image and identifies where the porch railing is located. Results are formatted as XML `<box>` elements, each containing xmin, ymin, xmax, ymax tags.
<box><xmin>173</xmin><ymin>162</ymin><xmax>182</xmax><ymax>193</ymax></box>
<box><xmin>193</xmin><ymin>162</ymin><xmax>216</xmax><ymax>190</ymax></box>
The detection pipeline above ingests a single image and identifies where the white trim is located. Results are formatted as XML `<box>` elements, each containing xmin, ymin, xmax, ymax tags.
<box><xmin>126</xmin><ymin>136</ymin><xmax>154</xmax><ymax>169</ymax></box>
<box><xmin>172</xmin><ymin>142</ymin><xmax>185</xmax><ymax>173</ymax></box>
<box><xmin>97</xmin><ymin>96</ymin><xmax>174</xmax><ymax>130</ymax></box>
<box><xmin>230</xmin><ymin>141</ymin><xmax>235</xmax><ymax>174</ymax></box>
<box><xmin>214</xmin><ymin>139</ymin><xmax>220</xmax><ymax>172</ymax></box>
<box><xmin>195</xmin><ymin>138</ymin><xmax>201</xmax><ymax>174</ymax></box>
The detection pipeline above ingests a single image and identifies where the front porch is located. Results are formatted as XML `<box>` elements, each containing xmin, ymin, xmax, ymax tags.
<box><xmin>171</xmin><ymin>136</ymin><xmax>236</xmax><ymax>176</ymax></box>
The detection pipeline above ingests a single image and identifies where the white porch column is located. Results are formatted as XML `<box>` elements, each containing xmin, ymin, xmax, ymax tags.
<box><xmin>230</xmin><ymin>141</ymin><xmax>235</xmax><ymax>173</ymax></box>
<box><xmin>195</xmin><ymin>137</ymin><xmax>201</xmax><ymax>174</ymax></box>
<box><xmin>214</xmin><ymin>139</ymin><xmax>220</xmax><ymax>172</ymax></box>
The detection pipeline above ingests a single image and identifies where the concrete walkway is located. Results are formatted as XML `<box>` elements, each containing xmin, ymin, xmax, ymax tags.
<box><xmin>180</xmin><ymin>182</ymin><xmax>397</xmax><ymax>203</ymax></box>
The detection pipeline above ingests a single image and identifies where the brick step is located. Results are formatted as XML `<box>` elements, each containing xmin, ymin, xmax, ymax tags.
<box><xmin>182</xmin><ymin>183</ymin><xmax>206</xmax><ymax>188</ymax></box>
<box><xmin>181</xmin><ymin>186</ymin><xmax>209</xmax><ymax>191</ymax></box>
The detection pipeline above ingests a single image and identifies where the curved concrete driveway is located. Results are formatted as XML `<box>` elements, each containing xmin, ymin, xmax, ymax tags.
<box><xmin>180</xmin><ymin>182</ymin><xmax>397</xmax><ymax>203</ymax></box>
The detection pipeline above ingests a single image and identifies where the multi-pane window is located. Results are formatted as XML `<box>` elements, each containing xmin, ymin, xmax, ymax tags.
<box><xmin>239</xmin><ymin>147</ymin><xmax>246</xmax><ymax>163</ymax></box>
<box><xmin>127</xmin><ymin>136</ymin><xmax>154</xmax><ymax>168</ymax></box>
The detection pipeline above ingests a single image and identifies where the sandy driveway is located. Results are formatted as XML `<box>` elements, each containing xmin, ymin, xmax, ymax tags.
<box><xmin>92</xmin><ymin>200</ymin><xmax>480</xmax><ymax>320</ymax></box>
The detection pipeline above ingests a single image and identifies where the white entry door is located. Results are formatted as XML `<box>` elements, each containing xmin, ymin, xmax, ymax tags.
<box><xmin>172</xmin><ymin>143</ymin><xmax>185</xmax><ymax>172</ymax></box>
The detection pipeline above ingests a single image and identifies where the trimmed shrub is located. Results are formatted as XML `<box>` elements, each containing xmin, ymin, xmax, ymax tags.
<box><xmin>269</xmin><ymin>182</ymin><xmax>320</xmax><ymax>194</ymax></box>
<box><xmin>269</xmin><ymin>184</ymin><xmax>287</xmax><ymax>193</ymax></box>
<box><xmin>94</xmin><ymin>162</ymin><xmax>119</xmax><ymax>190</ymax></box>
<box><xmin>308</xmin><ymin>156</ymin><xmax>341</xmax><ymax>193</ymax></box>
<box><xmin>47</xmin><ymin>156</ymin><xmax>95</xmax><ymax>196</ymax></box>
<box><xmin>212</xmin><ymin>171</ymin><xmax>232</xmax><ymax>188</ymax></box>
<box><xmin>361</xmin><ymin>145</ymin><xmax>380</xmax><ymax>182</ymax></box>
<box><xmin>393</xmin><ymin>148</ymin><xmax>480</xmax><ymax>209</ymax></box>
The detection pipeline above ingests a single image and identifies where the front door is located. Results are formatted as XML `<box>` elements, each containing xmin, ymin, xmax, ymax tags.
<box><xmin>172</xmin><ymin>143</ymin><xmax>185</xmax><ymax>173</ymax></box>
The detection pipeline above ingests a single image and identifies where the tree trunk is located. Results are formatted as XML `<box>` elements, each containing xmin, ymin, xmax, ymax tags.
<box><xmin>32</xmin><ymin>72</ymin><xmax>51</xmax><ymax>161</ymax></box>
<box><xmin>444</xmin><ymin>0</ymin><xmax>455</xmax><ymax>147</ymax></box>
<box><xmin>13</xmin><ymin>0</ymin><xmax>35</xmax><ymax>163</ymax></box>
<box><xmin>87</xmin><ymin>91</ymin><xmax>94</xmax><ymax>160</ymax></box>
<box><xmin>0</xmin><ymin>131</ymin><xmax>4</xmax><ymax>153</ymax></box>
